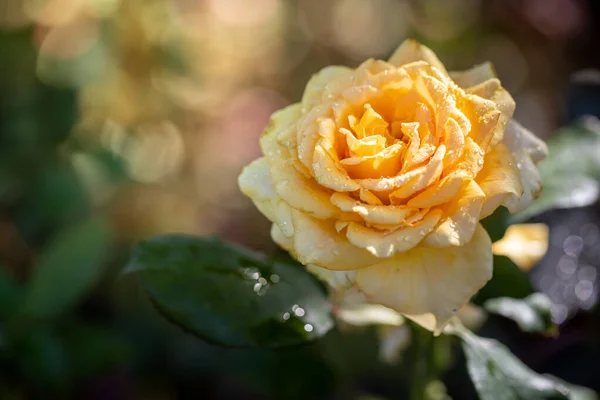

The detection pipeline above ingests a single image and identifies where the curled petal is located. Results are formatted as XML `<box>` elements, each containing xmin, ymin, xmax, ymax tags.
<box><xmin>477</xmin><ymin>143</ymin><xmax>524</xmax><ymax>218</ymax></box>
<box><xmin>355</xmin><ymin>224</ymin><xmax>493</xmax><ymax>334</ymax></box>
<box><xmin>467</xmin><ymin>79</ymin><xmax>516</xmax><ymax>149</ymax></box>
<box><xmin>290</xmin><ymin>210</ymin><xmax>379</xmax><ymax>270</ymax></box>
<box><xmin>450</xmin><ymin>62</ymin><xmax>496</xmax><ymax>90</ymax></box>
<box><xmin>407</xmin><ymin>175</ymin><xmax>464</xmax><ymax>208</ymax></box>
<box><xmin>388</xmin><ymin>39</ymin><xmax>448</xmax><ymax>75</ymax></box>
<box><xmin>390</xmin><ymin>144</ymin><xmax>446</xmax><ymax>201</ymax></box>
<box><xmin>330</xmin><ymin>192</ymin><xmax>417</xmax><ymax>225</ymax></box>
<box><xmin>501</xmin><ymin>120</ymin><xmax>548</xmax><ymax>212</ymax></box>
<box><xmin>313</xmin><ymin>144</ymin><xmax>360</xmax><ymax>191</ymax></box>
<box><xmin>271</xmin><ymin>224</ymin><xmax>294</xmax><ymax>252</ymax></box>
<box><xmin>423</xmin><ymin>179</ymin><xmax>486</xmax><ymax>247</ymax></box>
<box><xmin>442</xmin><ymin>117</ymin><xmax>465</xmax><ymax>169</ymax></box>
<box><xmin>341</xmin><ymin>142</ymin><xmax>405</xmax><ymax>179</ymax></box>
<box><xmin>270</xmin><ymin>162</ymin><xmax>340</xmax><ymax>219</ymax></box>
<box><xmin>238</xmin><ymin>158</ymin><xmax>294</xmax><ymax>237</ymax></box>
<box><xmin>302</xmin><ymin>66</ymin><xmax>352</xmax><ymax>112</ymax></box>
<box><xmin>462</xmin><ymin>95</ymin><xmax>502</xmax><ymax>152</ymax></box>
<box><xmin>360</xmin><ymin>188</ymin><xmax>384</xmax><ymax>205</ymax></box>
<box><xmin>342</xmin><ymin>130</ymin><xmax>387</xmax><ymax>157</ymax></box>
<box><xmin>346</xmin><ymin>209</ymin><xmax>443</xmax><ymax>257</ymax></box>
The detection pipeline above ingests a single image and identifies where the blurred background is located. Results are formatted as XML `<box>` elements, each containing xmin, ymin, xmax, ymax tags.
<box><xmin>1</xmin><ymin>0</ymin><xmax>600</xmax><ymax>398</ymax></box>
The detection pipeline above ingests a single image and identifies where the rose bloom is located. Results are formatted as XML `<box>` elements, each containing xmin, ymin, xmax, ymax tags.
<box><xmin>238</xmin><ymin>40</ymin><xmax>547</xmax><ymax>332</ymax></box>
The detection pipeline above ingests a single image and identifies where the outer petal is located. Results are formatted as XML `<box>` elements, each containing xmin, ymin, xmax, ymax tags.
<box><xmin>423</xmin><ymin>179</ymin><xmax>486</xmax><ymax>247</ymax></box>
<box><xmin>501</xmin><ymin>120</ymin><xmax>548</xmax><ymax>212</ymax></box>
<box><xmin>355</xmin><ymin>224</ymin><xmax>493</xmax><ymax>333</ymax></box>
<box><xmin>238</xmin><ymin>158</ymin><xmax>294</xmax><ymax>237</ymax></box>
<box><xmin>450</xmin><ymin>62</ymin><xmax>496</xmax><ymax>90</ymax></box>
<box><xmin>290</xmin><ymin>210</ymin><xmax>379</xmax><ymax>270</ymax></box>
<box><xmin>476</xmin><ymin>143</ymin><xmax>524</xmax><ymax>218</ymax></box>
<box><xmin>388</xmin><ymin>39</ymin><xmax>448</xmax><ymax>75</ymax></box>
<box><xmin>346</xmin><ymin>209</ymin><xmax>443</xmax><ymax>257</ymax></box>
<box><xmin>301</xmin><ymin>66</ymin><xmax>352</xmax><ymax>112</ymax></box>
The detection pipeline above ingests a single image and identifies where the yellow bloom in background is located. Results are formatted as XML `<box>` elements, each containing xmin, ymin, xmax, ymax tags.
<box><xmin>238</xmin><ymin>39</ymin><xmax>547</xmax><ymax>333</ymax></box>
<box><xmin>492</xmin><ymin>223</ymin><xmax>550</xmax><ymax>271</ymax></box>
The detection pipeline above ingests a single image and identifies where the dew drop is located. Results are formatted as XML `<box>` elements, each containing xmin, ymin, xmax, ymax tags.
<box><xmin>294</xmin><ymin>307</ymin><xmax>305</xmax><ymax>317</ymax></box>
<box><xmin>304</xmin><ymin>324</ymin><xmax>313</xmax><ymax>332</ymax></box>
<box><xmin>282</xmin><ymin>312</ymin><xmax>290</xmax><ymax>321</ymax></box>
<box><xmin>270</xmin><ymin>274</ymin><xmax>280</xmax><ymax>283</ymax></box>
<box><xmin>253</xmin><ymin>283</ymin><xmax>262</xmax><ymax>292</ymax></box>
<box><xmin>258</xmin><ymin>277</ymin><xmax>268</xmax><ymax>285</ymax></box>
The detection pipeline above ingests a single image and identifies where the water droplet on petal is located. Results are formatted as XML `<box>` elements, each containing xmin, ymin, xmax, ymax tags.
<box><xmin>283</xmin><ymin>312</ymin><xmax>290</xmax><ymax>321</ymax></box>
<box><xmin>304</xmin><ymin>324</ymin><xmax>313</xmax><ymax>332</ymax></box>
<box><xmin>294</xmin><ymin>307</ymin><xmax>305</xmax><ymax>317</ymax></box>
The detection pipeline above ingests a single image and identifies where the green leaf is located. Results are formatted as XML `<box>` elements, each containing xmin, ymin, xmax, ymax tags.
<box><xmin>124</xmin><ymin>235</ymin><xmax>334</xmax><ymax>348</ymax></box>
<box><xmin>0</xmin><ymin>268</ymin><xmax>21</xmax><ymax>319</ymax></box>
<box><xmin>549</xmin><ymin>377</ymin><xmax>599</xmax><ymax>400</ymax></box>
<box><xmin>473</xmin><ymin>256</ymin><xmax>534</xmax><ymax>305</ymax></box>
<box><xmin>481</xmin><ymin>207</ymin><xmax>511</xmax><ymax>243</ymax></box>
<box><xmin>15</xmin><ymin>329</ymin><xmax>68</xmax><ymax>391</ymax></box>
<box><xmin>64</xmin><ymin>323</ymin><xmax>130</xmax><ymax>378</ymax></box>
<box><xmin>450</xmin><ymin>323</ymin><xmax>569</xmax><ymax>400</ymax></box>
<box><xmin>484</xmin><ymin>293</ymin><xmax>555</xmax><ymax>335</ymax></box>
<box><xmin>513</xmin><ymin>118</ymin><xmax>600</xmax><ymax>221</ymax></box>
<box><xmin>20</xmin><ymin>216</ymin><xmax>113</xmax><ymax>319</ymax></box>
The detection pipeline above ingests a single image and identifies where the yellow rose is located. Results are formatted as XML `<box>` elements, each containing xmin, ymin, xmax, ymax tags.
<box><xmin>238</xmin><ymin>39</ymin><xmax>547</xmax><ymax>333</ymax></box>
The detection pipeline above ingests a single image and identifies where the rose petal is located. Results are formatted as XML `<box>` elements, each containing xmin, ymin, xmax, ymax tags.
<box><xmin>423</xmin><ymin>179</ymin><xmax>486</xmax><ymax>247</ymax></box>
<box><xmin>342</xmin><ymin>130</ymin><xmax>387</xmax><ymax>157</ymax></box>
<box><xmin>442</xmin><ymin>117</ymin><xmax>465</xmax><ymax>169</ymax></box>
<box><xmin>388</xmin><ymin>39</ymin><xmax>448</xmax><ymax>75</ymax></box>
<box><xmin>466</xmin><ymin>78</ymin><xmax>516</xmax><ymax>149</ymax></box>
<box><xmin>390</xmin><ymin>144</ymin><xmax>446</xmax><ymax>202</ymax></box>
<box><xmin>270</xmin><ymin>161</ymin><xmax>340</xmax><ymax>219</ymax></box>
<box><xmin>462</xmin><ymin>94</ymin><xmax>502</xmax><ymax>152</ymax></box>
<box><xmin>476</xmin><ymin>143</ymin><xmax>524</xmax><ymax>218</ymax></box>
<box><xmin>407</xmin><ymin>175</ymin><xmax>464</xmax><ymax>208</ymax></box>
<box><xmin>450</xmin><ymin>62</ymin><xmax>496</xmax><ymax>89</ymax></box>
<box><xmin>360</xmin><ymin>188</ymin><xmax>384</xmax><ymax>205</ymax></box>
<box><xmin>501</xmin><ymin>120</ymin><xmax>548</xmax><ymax>212</ymax></box>
<box><xmin>313</xmin><ymin>144</ymin><xmax>361</xmax><ymax>191</ymax></box>
<box><xmin>302</xmin><ymin>66</ymin><xmax>352</xmax><ymax>112</ymax></box>
<box><xmin>330</xmin><ymin>192</ymin><xmax>417</xmax><ymax>225</ymax></box>
<box><xmin>346</xmin><ymin>209</ymin><xmax>443</xmax><ymax>257</ymax></box>
<box><xmin>290</xmin><ymin>210</ymin><xmax>379</xmax><ymax>270</ymax></box>
<box><xmin>341</xmin><ymin>142</ymin><xmax>405</xmax><ymax>179</ymax></box>
<box><xmin>238</xmin><ymin>158</ymin><xmax>294</xmax><ymax>237</ymax></box>
<box><xmin>355</xmin><ymin>224</ymin><xmax>493</xmax><ymax>334</ymax></box>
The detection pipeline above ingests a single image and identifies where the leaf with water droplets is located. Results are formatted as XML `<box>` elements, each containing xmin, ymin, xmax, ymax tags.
<box><xmin>123</xmin><ymin>235</ymin><xmax>333</xmax><ymax>348</ymax></box>
<box><xmin>449</xmin><ymin>322</ymin><xmax>570</xmax><ymax>400</ymax></box>
<box><xmin>484</xmin><ymin>293</ymin><xmax>556</xmax><ymax>335</ymax></box>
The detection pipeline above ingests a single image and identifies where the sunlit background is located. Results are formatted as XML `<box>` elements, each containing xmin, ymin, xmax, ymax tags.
<box><xmin>1</xmin><ymin>0</ymin><xmax>600</xmax><ymax>398</ymax></box>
